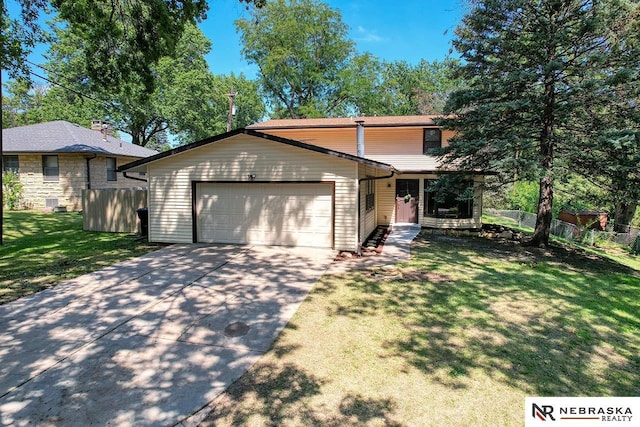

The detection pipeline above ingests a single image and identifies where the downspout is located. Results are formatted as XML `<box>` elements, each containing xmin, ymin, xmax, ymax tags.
<box><xmin>86</xmin><ymin>154</ymin><xmax>97</xmax><ymax>190</ymax></box>
<box><xmin>123</xmin><ymin>172</ymin><xmax>148</xmax><ymax>183</ymax></box>
<box><xmin>357</xmin><ymin>172</ymin><xmax>395</xmax><ymax>256</ymax></box>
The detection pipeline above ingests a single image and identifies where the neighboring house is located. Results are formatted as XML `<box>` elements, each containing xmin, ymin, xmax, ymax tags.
<box><xmin>119</xmin><ymin>115</ymin><xmax>488</xmax><ymax>252</ymax></box>
<box><xmin>2</xmin><ymin>120</ymin><xmax>157</xmax><ymax>211</ymax></box>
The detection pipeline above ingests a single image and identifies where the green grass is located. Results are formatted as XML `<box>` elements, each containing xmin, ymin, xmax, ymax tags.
<box><xmin>484</xmin><ymin>213</ymin><xmax>640</xmax><ymax>271</ymax></box>
<box><xmin>0</xmin><ymin>211</ymin><xmax>163</xmax><ymax>304</ymax></box>
<box><xmin>201</xmin><ymin>229</ymin><xmax>640</xmax><ymax>426</ymax></box>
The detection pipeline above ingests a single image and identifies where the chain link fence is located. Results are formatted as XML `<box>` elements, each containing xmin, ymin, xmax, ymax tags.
<box><xmin>485</xmin><ymin>209</ymin><xmax>640</xmax><ymax>252</ymax></box>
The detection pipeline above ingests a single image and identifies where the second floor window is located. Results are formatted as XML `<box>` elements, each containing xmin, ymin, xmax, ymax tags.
<box><xmin>43</xmin><ymin>155</ymin><xmax>59</xmax><ymax>182</ymax></box>
<box><xmin>423</xmin><ymin>128</ymin><xmax>442</xmax><ymax>153</ymax></box>
<box><xmin>106</xmin><ymin>157</ymin><xmax>117</xmax><ymax>181</ymax></box>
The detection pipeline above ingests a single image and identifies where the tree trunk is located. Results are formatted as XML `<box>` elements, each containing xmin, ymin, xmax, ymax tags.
<box><xmin>526</xmin><ymin>74</ymin><xmax>556</xmax><ymax>247</ymax></box>
<box><xmin>528</xmin><ymin>175</ymin><xmax>554</xmax><ymax>246</ymax></box>
<box><xmin>613</xmin><ymin>202</ymin><xmax>637</xmax><ymax>233</ymax></box>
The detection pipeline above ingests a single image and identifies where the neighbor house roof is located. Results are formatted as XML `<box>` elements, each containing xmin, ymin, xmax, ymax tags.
<box><xmin>247</xmin><ymin>115</ymin><xmax>441</xmax><ymax>130</ymax></box>
<box><xmin>118</xmin><ymin>128</ymin><xmax>398</xmax><ymax>174</ymax></box>
<box><xmin>2</xmin><ymin>120</ymin><xmax>157</xmax><ymax>158</ymax></box>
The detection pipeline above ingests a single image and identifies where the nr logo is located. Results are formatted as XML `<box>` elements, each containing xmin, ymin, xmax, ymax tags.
<box><xmin>533</xmin><ymin>403</ymin><xmax>556</xmax><ymax>421</ymax></box>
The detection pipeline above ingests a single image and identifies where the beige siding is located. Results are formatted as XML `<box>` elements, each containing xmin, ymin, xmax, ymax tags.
<box><xmin>14</xmin><ymin>154</ymin><xmax>144</xmax><ymax>211</ymax></box>
<box><xmin>358</xmin><ymin>164</ymin><xmax>381</xmax><ymax>244</ymax></box>
<box><xmin>376</xmin><ymin>177</ymin><xmax>397</xmax><ymax>225</ymax></box>
<box><xmin>148</xmin><ymin>134</ymin><xmax>359</xmax><ymax>251</ymax></box>
<box><xmin>260</xmin><ymin>126</ymin><xmax>453</xmax><ymax>157</ymax></box>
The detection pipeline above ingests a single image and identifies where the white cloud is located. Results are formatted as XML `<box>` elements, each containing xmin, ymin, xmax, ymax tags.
<box><xmin>355</xmin><ymin>25</ymin><xmax>384</xmax><ymax>43</ymax></box>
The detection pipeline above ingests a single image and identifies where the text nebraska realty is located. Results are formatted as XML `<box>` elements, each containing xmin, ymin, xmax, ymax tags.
<box><xmin>555</xmin><ymin>405</ymin><xmax>632</xmax><ymax>422</ymax></box>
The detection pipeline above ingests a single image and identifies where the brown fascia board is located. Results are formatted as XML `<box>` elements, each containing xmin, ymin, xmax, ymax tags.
<box><xmin>249</xmin><ymin>122</ymin><xmax>440</xmax><ymax>130</ymax></box>
<box><xmin>400</xmin><ymin>170</ymin><xmax>499</xmax><ymax>175</ymax></box>
<box><xmin>118</xmin><ymin>128</ymin><xmax>398</xmax><ymax>174</ymax></box>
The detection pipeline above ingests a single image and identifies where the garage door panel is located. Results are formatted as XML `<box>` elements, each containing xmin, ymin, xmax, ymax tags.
<box><xmin>196</xmin><ymin>183</ymin><xmax>332</xmax><ymax>248</ymax></box>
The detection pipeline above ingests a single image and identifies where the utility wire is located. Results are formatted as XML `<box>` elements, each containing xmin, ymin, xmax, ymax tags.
<box><xmin>21</xmin><ymin>60</ymin><xmax>150</xmax><ymax>138</ymax></box>
<box><xmin>25</xmin><ymin>60</ymin><xmax>116</xmax><ymax>109</ymax></box>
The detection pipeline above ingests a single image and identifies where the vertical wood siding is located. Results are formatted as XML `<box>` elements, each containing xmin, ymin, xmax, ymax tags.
<box><xmin>147</xmin><ymin>134</ymin><xmax>359</xmax><ymax>251</ymax></box>
<box><xmin>82</xmin><ymin>188</ymin><xmax>147</xmax><ymax>232</ymax></box>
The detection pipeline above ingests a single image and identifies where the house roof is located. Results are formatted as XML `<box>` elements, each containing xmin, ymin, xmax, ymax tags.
<box><xmin>118</xmin><ymin>128</ymin><xmax>398</xmax><ymax>174</ymax></box>
<box><xmin>366</xmin><ymin>155</ymin><xmax>446</xmax><ymax>173</ymax></box>
<box><xmin>247</xmin><ymin>115</ymin><xmax>441</xmax><ymax>130</ymax></box>
<box><xmin>2</xmin><ymin>120</ymin><xmax>158</xmax><ymax>158</ymax></box>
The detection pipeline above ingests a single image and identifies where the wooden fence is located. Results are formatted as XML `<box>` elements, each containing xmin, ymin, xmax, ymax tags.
<box><xmin>83</xmin><ymin>188</ymin><xmax>147</xmax><ymax>233</ymax></box>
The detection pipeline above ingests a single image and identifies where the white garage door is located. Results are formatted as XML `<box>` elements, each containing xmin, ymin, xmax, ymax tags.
<box><xmin>196</xmin><ymin>183</ymin><xmax>333</xmax><ymax>248</ymax></box>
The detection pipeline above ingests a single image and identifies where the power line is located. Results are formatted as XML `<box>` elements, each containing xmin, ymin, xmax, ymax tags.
<box><xmin>24</xmin><ymin>60</ymin><xmax>115</xmax><ymax>109</ymax></box>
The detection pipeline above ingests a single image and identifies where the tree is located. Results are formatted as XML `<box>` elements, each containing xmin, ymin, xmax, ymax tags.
<box><xmin>1</xmin><ymin>0</ymin><xmax>266</xmax><ymax>91</ymax></box>
<box><xmin>2</xmin><ymin>80</ymin><xmax>48</xmax><ymax>127</ymax></box>
<box><xmin>40</xmin><ymin>23</ymin><xmax>226</xmax><ymax>146</ymax></box>
<box><xmin>5</xmin><ymin>22</ymin><xmax>266</xmax><ymax>147</ymax></box>
<box><xmin>236</xmin><ymin>0</ymin><xmax>358</xmax><ymax>118</ymax></box>
<box><xmin>439</xmin><ymin>0</ymin><xmax>636</xmax><ymax>246</ymax></box>
<box><xmin>354</xmin><ymin>59</ymin><xmax>462</xmax><ymax>117</ymax></box>
<box><xmin>565</xmin><ymin>8</ymin><xmax>640</xmax><ymax>232</ymax></box>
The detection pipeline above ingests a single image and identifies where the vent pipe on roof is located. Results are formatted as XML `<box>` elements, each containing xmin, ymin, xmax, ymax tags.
<box><xmin>355</xmin><ymin>120</ymin><xmax>365</xmax><ymax>157</ymax></box>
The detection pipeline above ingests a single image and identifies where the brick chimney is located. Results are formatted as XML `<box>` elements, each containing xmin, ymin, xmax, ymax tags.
<box><xmin>91</xmin><ymin>119</ymin><xmax>112</xmax><ymax>140</ymax></box>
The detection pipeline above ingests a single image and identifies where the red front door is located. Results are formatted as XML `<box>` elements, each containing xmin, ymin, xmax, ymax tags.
<box><xmin>395</xmin><ymin>179</ymin><xmax>419</xmax><ymax>223</ymax></box>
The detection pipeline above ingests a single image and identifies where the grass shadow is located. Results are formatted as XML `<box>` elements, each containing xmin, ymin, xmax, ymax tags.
<box><xmin>324</xmin><ymin>232</ymin><xmax>640</xmax><ymax>396</ymax></box>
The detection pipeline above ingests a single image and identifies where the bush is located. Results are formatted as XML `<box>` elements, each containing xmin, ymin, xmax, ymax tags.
<box><xmin>506</xmin><ymin>181</ymin><xmax>539</xmax><ymax>213</ymax></box>
<box><xmin>2</xmin><ymin>170</ymin><xmax>24</xmax><ymax>210</ymax></box>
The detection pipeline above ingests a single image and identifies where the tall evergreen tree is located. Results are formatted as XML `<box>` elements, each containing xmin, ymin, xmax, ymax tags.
<box><xmin>440</xmin><ymin>0</ymin><xmax>637</xmax><ymax>246</ymax></box>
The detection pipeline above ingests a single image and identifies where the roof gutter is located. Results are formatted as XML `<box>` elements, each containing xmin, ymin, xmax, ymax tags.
<box><xmin>123</xmin><ymin>171</ymin><xmax>148</xmax><ymax>183</ymax></box>
<box><xmin>357</xmin><ymin>171</ymin><xmax>396</xmax><ymax>257</ymax></box>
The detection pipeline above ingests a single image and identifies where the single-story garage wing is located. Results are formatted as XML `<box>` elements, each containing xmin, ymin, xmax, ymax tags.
<box><xmin>119</xmin><ymin>129</ymin><xmax>397</xmax><ymax>252</ymax></box>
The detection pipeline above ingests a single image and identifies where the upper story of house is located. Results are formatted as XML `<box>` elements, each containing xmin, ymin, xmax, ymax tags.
<box><xmin>247</xmin><ymin>115</ymin><xmax>454</xmax><ymax>173</ymax></box>
<box><xmin>247</xmin><ymin>115</ymin><xmax>453</xmax><ymax>155</ymax></box>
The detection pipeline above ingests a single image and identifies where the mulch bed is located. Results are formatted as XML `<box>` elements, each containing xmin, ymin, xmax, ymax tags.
<box><xmin>334</xmin><ymin>225</ymin><xmax>391</xmax><ymax>261</ymax></box>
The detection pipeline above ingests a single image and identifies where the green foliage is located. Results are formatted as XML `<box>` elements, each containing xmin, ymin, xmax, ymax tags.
<box><xmin>2</xmin><ymin>0</ymin><xmax>210</xmax><ymax>93</ymax></box>
<box><xmin>425</xmin><ymin>174</ymin><xmax>474</xmax><ymax>204</ymax></box>
<box><xmin>236</xmin><ymin>0</ymin><xmax>356</xmax><ymax>118</ymax></box>
<box><xmin>356</xmin><ymin>59</ymin><xmax>462</xmax><ymax>117</ymax></box>
<box><xmin>439</xmin><ymin>0</ymin><xmax>638</xmax><ymax>245</ymax></box>
<box><xmin>0</xmin><ymin>211</ymin><xmax>161</xmax><ymax>304</ymax></box>
<box><xmin>0</xmin><ymin>0</ymin><xmax>49</xmax><ymax>79</ymax></box>
<box><xmin>2</xmin><ymin>170</ymin><xmax>24</xmax><ymax>210</ymax></box>
<box><xmin>6</xmin><ymin>22</ymin><xmax>266</xmax><ymax>147</ymax></box>
<box><xmin>505</xmin><ymin>181</ymin><xmax>539</xmax><ymax>213</ymax></box>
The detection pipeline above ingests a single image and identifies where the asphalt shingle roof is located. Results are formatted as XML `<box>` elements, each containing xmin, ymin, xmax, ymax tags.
<box><xmin>2</xmin><ymin>121</ymin><xmax>157</xmax><ymax>158</ymax></box>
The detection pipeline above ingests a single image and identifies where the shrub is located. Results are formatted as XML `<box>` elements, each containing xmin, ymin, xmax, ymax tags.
<box><xmin>2</xmin><ymin>170</ymin><xmax>24</xmax><ymax>210</ymax></box>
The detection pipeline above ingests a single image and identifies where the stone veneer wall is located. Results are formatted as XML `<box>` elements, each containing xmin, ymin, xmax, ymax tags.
<box><xmin>17</xmin><ymin>154</ymin><xmax>147</xmax><ymax>211</ymax></box>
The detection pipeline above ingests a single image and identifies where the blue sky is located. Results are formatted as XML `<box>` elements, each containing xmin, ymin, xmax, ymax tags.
<box><xmin>202</xmin><ymin>0</ymin><xmax>466</xmax><ymax>77</ymax></box>
<box><xmin>3</xmin><ymin>0</ymin><xmax>466</xmax><ymax>82</ymax></box>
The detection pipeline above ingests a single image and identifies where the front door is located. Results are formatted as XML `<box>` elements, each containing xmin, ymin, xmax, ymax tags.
<box><xmin>395</xmin><ymin>179</ymin><xmax>419</xmax><ymax>223</ymax></box>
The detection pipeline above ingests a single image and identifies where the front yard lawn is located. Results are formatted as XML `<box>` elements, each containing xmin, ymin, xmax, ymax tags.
<box><xmin>202</xmin><ymin>231</ymin><xmax>640</xmax><ymax>426</ymax></box>
<box><xmin>0</xmin><ymin>211</ymin><xmax>162</xmax><ymax>304</ymax></box>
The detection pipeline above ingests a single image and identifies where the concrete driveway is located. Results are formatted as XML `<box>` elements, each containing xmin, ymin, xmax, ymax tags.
<box><xmin>0</xmin><ymin>244</ymin><xmax>335</xmax><ymax>426</ymax></box>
